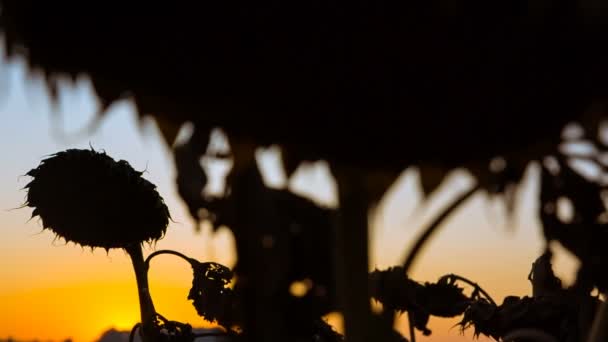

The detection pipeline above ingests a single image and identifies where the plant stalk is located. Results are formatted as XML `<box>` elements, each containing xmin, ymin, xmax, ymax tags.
<box><xmin>126</xmin><ymin>244</ymin><xmax>157</xmax><ymax>342</ymax></box>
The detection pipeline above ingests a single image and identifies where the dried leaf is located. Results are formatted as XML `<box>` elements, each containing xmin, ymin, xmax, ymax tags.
<box><xmin>188</xmin><ymin>261</ymin><xmax>234</xmax><ymax>328</ymax></box>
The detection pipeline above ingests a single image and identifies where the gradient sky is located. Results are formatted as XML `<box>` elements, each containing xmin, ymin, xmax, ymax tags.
<box><xmin>0</xmin><ymin>48</ymin><xmax>579</xmax><ymax>342</ymax></box>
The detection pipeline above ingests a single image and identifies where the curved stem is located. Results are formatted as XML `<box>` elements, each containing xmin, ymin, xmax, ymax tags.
<box><xmin>403</xmin><ymin>186</ymin><xmax>479</xmax><ymax>274</ymax></box>
<box><xmin>127</xmin><ymin>248</ymin><xmax>202</xmax><ymax>342</ymax></box>
<box><xmin>502</xmin><ymin>328</ymin><xmax>558</xmax><ymax>342</ymax></box>
<box><xmin>440</xmin><ymin>274</ymin><xmax>496</xmax><ymax>306</ymax></box>
<box><xmin>144</xmin><ymin>249</ymin><xmax>198</xmax><ymax>270</ymax></box>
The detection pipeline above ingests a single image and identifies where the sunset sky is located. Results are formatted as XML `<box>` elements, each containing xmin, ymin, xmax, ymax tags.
<box><xmin>0</xmin><ymin>47</ymin><xmax>579</xmax><ymax>342</ymax></box>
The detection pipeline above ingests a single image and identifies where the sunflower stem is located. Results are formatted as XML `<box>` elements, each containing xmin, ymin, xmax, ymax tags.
<box><xmin>126</xmin><ymin>244</ymin><xmax>157</xmax><ymax>342</ymax></box>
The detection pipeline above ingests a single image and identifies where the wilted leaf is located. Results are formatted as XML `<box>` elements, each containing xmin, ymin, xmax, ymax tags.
<box><xmin>188</xmin><ymin>261</ymin><xmax>234</xmax><ymax>328</ymax></box>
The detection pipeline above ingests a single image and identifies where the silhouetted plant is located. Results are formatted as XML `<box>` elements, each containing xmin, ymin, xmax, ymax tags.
<box><xmin>22</xmin><ymin>149</ymin><xmax>362</xmax><ymax>342</ymax></box>
<box><xmin>144</xmin><ymin>250</ymin><xmax>235</xmax><ymax>328</ymax></box>
<box><xmin>10</xmin><ymin>4</ymin><xmax>608</xmax><ymax>340</ymax></box>
<box><xmin>24</xmin><ymin>148</ymin><xmax>169</xmax><ymax>249</ymax></box>
<box><xmin>23</xmin><ymin>148</ymin><xmax>608</xmax><ymax>342</ymax></box>
<box><xmin>189</xmin><ymin>261</ymin><xmax>234</xmax><ymax>326</ymax></box>
<box><xmin>456</xmin><ymin>250</ymin><xmax>601</xmax><ymax>342</ymax></box>
<box><xmin>366</xmin><ymin>248</ymin><xmax>607</xmax><ymax>342</ymax></box>
<box><xmin>459</xmin><ymin>293</ymin><xmax>596</xmax><ymax>342</ymax></box>
<box><xmin>23</xmin><ymin>149</ymin><xmax>183</xmax><ymax>342</ymax></box>
<box><xmin>370</xmin><ymin>267</ymin><xmax>491</xmax><ymax>337</ymax></box>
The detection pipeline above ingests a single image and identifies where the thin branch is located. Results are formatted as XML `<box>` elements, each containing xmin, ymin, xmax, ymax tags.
<box><xmin>402</xmin><ymin>186</ymin><xmax>480</xmax><ymax>274</ymax></box>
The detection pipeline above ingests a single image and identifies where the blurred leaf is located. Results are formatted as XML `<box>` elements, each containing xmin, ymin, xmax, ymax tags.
<box><xmin>418</xmin><ymin>165</ymin><xmax>448</xmax><ymax>198</ymax></box>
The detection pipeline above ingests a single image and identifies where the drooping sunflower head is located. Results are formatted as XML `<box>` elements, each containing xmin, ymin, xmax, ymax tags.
<box><xmin>188</xmin><ymin>261</ymin><xmax>234</xmax><ymax>327</ymax></box>
<box><xmin>24</xmin><ymin>148</ymin><xmax>170</xmax><ymax>249</ymax></box>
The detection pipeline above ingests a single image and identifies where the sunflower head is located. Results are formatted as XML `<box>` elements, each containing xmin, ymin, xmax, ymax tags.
<box><xmin>24</xmin><ymin>148</ymin><xmax>170</xmax><ymax>249</ymax></box>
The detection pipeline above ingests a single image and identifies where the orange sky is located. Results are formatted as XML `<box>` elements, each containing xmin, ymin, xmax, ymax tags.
<box><xmin>0</xmin><ymin>50</ymin><xmax>580</xmax><ymax>342</ymax></box>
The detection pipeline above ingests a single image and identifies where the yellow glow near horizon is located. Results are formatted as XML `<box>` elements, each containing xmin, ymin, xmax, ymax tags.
<box><xmin>0</xmin><ymin>279</ymin><xmax>221</xmax><ymax>342</ymax></box>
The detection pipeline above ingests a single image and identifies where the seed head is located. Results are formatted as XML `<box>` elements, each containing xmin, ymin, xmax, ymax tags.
<box><xmin>24</xmin><ymin>148</ymin><xmax>170</xmax><ymax>249</ymax></box>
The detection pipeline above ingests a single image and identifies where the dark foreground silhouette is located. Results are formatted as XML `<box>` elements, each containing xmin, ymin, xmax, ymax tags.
<box><xmin>97</xmin><ymin>328</ymin><xmax>229</xmax><ymax>342</ymax></box>
<box><xmin>9</xmin><ymin>3</ymin><xmax>608</xmax><ymax>340</ymax></box>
